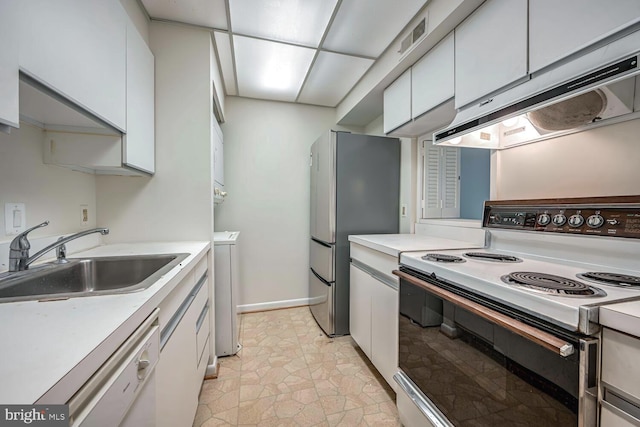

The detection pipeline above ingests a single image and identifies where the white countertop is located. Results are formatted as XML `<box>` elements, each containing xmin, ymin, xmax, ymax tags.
<box><xmin>0</xmin><ymin>241</ymin><xmax>209</xmax><ymax>404</ymax></box>
<box><xmin>600</xmin><ymin>300</ymin><xmax>640</xmax><ymax>338</ymax></box>
<box><xmin>348</xmin><ymin>234</ymin><xmax>485</xmax><ymax>257</ymax></box>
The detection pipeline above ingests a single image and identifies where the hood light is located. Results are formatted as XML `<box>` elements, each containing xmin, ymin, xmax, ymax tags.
<box><xmin>449</xmin><ymin>137</ymin><xmax>462</xmax><ymax>145</ymax></box>
<box><xmin>501</xmin><ymin>117</ymin><xmax>519</xmax><ymax>127</ymax></box>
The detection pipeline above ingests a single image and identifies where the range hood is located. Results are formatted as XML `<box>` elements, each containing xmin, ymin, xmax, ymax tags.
<box><xmin>433</xmin><ymin>29</ymin><xmax>640</xmax><ymax>149</ymax></box>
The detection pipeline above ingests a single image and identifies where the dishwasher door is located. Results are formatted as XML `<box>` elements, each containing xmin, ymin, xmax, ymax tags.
<box><xmin>68</xmin><ymin>309</ymin><xmax>160</xmax><ymax>427</ymax></box>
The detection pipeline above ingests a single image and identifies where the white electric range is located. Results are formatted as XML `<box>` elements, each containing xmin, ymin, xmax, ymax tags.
<box><xmin>394</xmin><ymin>196</ymin><xmax>640</xmax><ymax>427</ymax></box>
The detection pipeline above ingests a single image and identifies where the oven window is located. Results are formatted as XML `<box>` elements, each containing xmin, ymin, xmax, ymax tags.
<box><xmin>399</xmin><ymin>280</ymin><xmax>579</xmax><ymax>426</ymax></box>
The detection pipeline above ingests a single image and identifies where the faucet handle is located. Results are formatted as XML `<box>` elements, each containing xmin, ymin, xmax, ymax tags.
<box><xmin>9</xmin><ymin>220</ymin><xmax>49</xmax><ymax>250</ymax></box>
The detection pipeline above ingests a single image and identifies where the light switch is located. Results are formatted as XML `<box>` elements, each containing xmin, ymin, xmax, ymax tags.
<box><xmin>5</xmin><ymin>203</ymin><xmax>26</xmax><ymax>235</ymax></box>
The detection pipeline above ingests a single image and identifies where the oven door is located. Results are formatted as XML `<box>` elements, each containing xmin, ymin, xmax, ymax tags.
<box><xmin>394</xmin><ymin>268</ymin><xmax>598</xmax><ymax>427</ymax></box>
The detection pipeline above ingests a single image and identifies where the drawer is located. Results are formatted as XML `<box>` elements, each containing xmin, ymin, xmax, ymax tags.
<box><xmin>158</xmin><ymin>269</ymin><xmax>195</xmax><ymax>330</ymax></box>
<box><xmin>602</xmin><ymin>328</ymin><xmax>640</xmax><ymax>399</ymax></box>
<box><xmin>310</xmin><ymin>239</ymin><xmax>334</xmax><ymax>281</ymax></box>
<box><xmin>196</xmin><ymin>304</ymin><xmax>210</xmax><ymax>365</ymax></box>
<box><xmin>192</xmin><ymin>273</ymin><xmax>209</xmax><ymax>316</ymax></box>
<box><xmin>350</xmin><ymin>243</ymin><xmax>398</xmax><ymax>283</ymax></box>
<box><xmin>195</xmin><ymin>253</ymin><xmax>208</xmax><ymax>284</ymax></box>
<box><xmin>600</xmin><ymin>401</ymin><xmax>640</xmax><ymax>427</ymax></box>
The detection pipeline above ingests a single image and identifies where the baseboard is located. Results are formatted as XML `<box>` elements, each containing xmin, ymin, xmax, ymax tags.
<box><xmin>237</xmin><ymin>298</ymin><xmax>310</xmax><ymax>314</ymax></box>
<box><xmin>204</xmin><ymin>356</ymin><xmax>218</xmax><ymax>380</ymax></box>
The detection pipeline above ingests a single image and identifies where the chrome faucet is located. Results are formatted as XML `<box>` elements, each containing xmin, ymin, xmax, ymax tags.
<box><xmin>8</xmin><ymin>221</ymin><xmax>109</xmax><ymax>272</ymax></box>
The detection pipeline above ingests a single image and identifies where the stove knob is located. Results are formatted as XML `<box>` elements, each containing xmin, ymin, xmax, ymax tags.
<box><xmin>568</xmin><ymin>214</ymin><xmax>585</xmax><ymax>228</ymax></box>
<box><xmin>515</xmin><ymin>213</ymin><xmax>525</xmax><ymax>225</ymax></box>
<box><xmin>552</xmin><ymin>214</ymin><xmax>566</xmax><ymax>226</ymax></box>
<box><xmin>586</xmin><ymin>214</ymin><xmax>604</xmax><ymax>228</ymax></box>
<box><xmin>491</xmin><ymin>214</ymin><xmax>502</xmax><ymax>224</ymax></box>
<box><xmin>537</xmin><ymin>213</ymin><xmax>551</xmax><ymax>226</ymax></box>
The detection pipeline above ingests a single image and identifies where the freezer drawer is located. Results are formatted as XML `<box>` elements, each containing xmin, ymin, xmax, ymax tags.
<box><xmin>309</xmin><ymin>268</ymin><xmax>334</xmax><ymax>336</ymax></box>
<box><xmin>310</xmin><ymin>239</ymin><xmax>334</xmax><ymax>282</ymax></box>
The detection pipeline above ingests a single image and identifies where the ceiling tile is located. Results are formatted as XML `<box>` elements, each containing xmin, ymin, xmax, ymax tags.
<box><xmin>323</xmin><ymin>0</ymin><xmax>428</xmax><ymax>57</ymax></box>
<box><xmin>298</xmin><ymin>52</ymin><xmax>373</xmax><ymax>107</ymax></box>
<box><xmin>141</xmin><ymin>0</ymin><xmax>228</xmax><ymax>30</ymax></box>
<box><xmin>229</xmin><ymin>0</ymin><xmax>338</xmax><ymax>47</ymax></box>
<box><xmin>213</xmin><ymin>31</ymin><xmax>237</xmax><ymax>96</ymax></box>
<box><xmin>233</xmin><ymin>36</ymin><xmax>315</xmax><ymax>102</ymax></box>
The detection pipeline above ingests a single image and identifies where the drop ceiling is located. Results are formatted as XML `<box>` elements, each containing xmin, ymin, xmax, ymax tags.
<box><xmin>140</xmin><ymin>0</ymin><xmax>428</xmax><ymax>107</ymax></box>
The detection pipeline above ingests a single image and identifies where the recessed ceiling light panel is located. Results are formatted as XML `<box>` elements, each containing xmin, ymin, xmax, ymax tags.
<box><xmin>229</xmin><ymin>0</ymin><xmax>338</xmax><ymax>47</ymax></box>
<box><xmin>298</xmin><ymin>52</ymin><xmax>373</xmax><ymax>107</ymax></box>
<box><xmin>234</xmin><ymin>36</ymin><xmax>315</xmax><ymax>102</ymax></box>
<box><xmin>323</xmin><ymin>0</ymin><xmax>428</xmax><ymax>57</ymax></box>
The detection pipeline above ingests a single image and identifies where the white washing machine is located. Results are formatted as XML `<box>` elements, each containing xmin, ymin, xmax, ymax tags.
<box><xmin>213</xmin><ymin>231</ymin><xmax>240</xmax><ymax>356</ymax></box>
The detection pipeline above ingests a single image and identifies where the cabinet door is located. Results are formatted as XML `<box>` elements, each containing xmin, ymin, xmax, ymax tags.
<box><xmin>383</xmin><ymin>70</ymin><xmax>412</xmax><ymax>134</ymax></box>
<box><xmin>213</xmin><ymin>125</ymin><xmax>224</xmax><ymax>188</ymax></box>
<box><xmin>124</xmin><ymin>21</ymin><xmax>155</xmax><ymax>174</ymax></box>
<box><xmin>19</xmin><ymin>0</ymin><xmax>127</xmax><ymax>131</ymax></box>
<box><xmin>0</xmin><ymin>0</ymin><xmax>19</xmax><ymax>129</ymax></box>
<box><xmin>412</xmin><ymin>32</ymin><xmax>454</xmax><ymax>119</ymax></box>
<box><xmin>349</xmin><ymin>264</ymin><xmax>372</xmax><ymax>358</ymax></box>
<box><xmin>529</xmin><ymin>0</ymin><xmax>640</xmax><ymax>73</ymax></box>
<box><xmin>454</xmin><ymin>0</ymin><xmax>528</xmax><ymax>109</ymax></box>
<box><xmin>371</xmin><ymin>279</ymin><xmax>398</xmax><ymax>389</ymax></box>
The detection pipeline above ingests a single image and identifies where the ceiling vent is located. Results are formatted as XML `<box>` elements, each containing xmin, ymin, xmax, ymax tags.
<box><xmin>399</xmin><ymin>18</ymin><xmax>426</xmax><ymax>57</ymax></box>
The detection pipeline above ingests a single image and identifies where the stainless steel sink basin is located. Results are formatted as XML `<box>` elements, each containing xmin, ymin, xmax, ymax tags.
<box><xmin>0</xmin><ymin>253</ymin><xmax>188</xmax><ymax>303</ymax></box>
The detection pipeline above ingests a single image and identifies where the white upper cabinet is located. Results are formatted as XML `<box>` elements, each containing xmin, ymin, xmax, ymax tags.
<box><xmin>383</xmin><ymin>70</ymin><xmax>411</xmax><ymax>134</ymax></box>
<box><xmin>19</xmin><ymin>0</ymin><xmax>127</xmax><ymax>131</ymax></box>
<box><xmin>124</xmin><ymin>21</ymin><xmax>155</xmax><ymax>174</ymax></box>
<box><xmin>454</xmin><ymin>0</ymin><xmax>528</xmax><ymax>109</ymax></box>
<box><xmin>529</xmin><ymin>0</ymin><xmax>640</xmax><ymax>73</ymax></box>
<box><xmin>0</xmin><ymin>0</ymin><xmax>19</xmax><ymax>129</ymax></box>
<box><xmin>412</xmin><ymin>33</ymin><xmax>454</xmax><ymax>119</ymax></box>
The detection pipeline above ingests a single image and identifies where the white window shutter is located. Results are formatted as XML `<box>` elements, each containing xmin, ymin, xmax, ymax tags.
<box><xmin>424</xmin><ymin>144</ymin><xmax>442</xmax><ymax>218</ymax></box>
<box><xmin>441</xmin><ymin>147</ymin><xmax>460</xmax><ymax>218</ymax></box>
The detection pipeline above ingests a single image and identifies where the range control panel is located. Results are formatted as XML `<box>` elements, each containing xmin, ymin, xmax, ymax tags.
<box><xmin>483</xmin><ymin>200</ymin><xmax>640</xmax><ymax>239</ymax></box>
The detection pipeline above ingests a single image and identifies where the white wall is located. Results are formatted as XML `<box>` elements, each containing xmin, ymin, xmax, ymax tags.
<box><xmin>495</xmin><ymin>119</ymin><xmax>640</xmax><ymax>199</ymax></box>
<box><xmin>215</xmin><ymin>97</ymin><xmax>353</xmax><ymax>309</ymax></box>
<box><xmin>96</xmin><ymin>21</ymin><xmax>213</xmax><ymax>243</ymax></box>
<box><xmin>0</xmin><ymin>124</ymin><xmax>97</xmax><ymax>249</ymax></box>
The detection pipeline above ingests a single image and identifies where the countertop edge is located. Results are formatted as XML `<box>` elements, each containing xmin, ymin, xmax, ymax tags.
<box><xmin>599</xmin><ymin>302</ymin><xmax>640</xmax><ymax>338</ymax></box>
<box><xmin>23</xmin><ymin>241</ymin><xmax>210</xmax><ymax>405</ymax></box>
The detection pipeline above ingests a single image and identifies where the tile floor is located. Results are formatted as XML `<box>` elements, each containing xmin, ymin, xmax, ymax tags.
<box><xmin>193</xmin><ymin>306</ymin><xmax>401</xmax><ymax>426</ymax></box>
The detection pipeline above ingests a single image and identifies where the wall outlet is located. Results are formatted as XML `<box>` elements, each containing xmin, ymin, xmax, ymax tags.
<box><xmin>5</xmin><ymin>203</ymin><xmax>26</xmax><ymax>235</ymax></box>
<box><xmin>401</xmin><ymin>204</ymin><xmax>408</xmax><ymax>218</ymax></box>
<box><xmin>80</xmin><ymin>205</ymin><xmax>89</xmax><ymax>226</ymax></box>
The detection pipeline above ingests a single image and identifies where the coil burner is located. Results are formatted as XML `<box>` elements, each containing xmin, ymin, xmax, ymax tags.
<box><xmin>421</xmin><ymin>254</ymin><xmax>465</xmax><ymax>263</ymax></box>
<box><xmin>577</xmin><ymin>272</ymin><xmax>640</xmax><ymax>288</ymax></box>
<box><xmin>463</xmin><ymin>252</ymin><xmax>522</xmax><ymax>263</ymax></box>
<box><xmin>501</xmin><ymin>272</ymin><xmax>606</xmax><ymax>297</ymax></box>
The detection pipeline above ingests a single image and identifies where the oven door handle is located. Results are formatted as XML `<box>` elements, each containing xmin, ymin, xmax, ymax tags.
<box><xmin>393</xmin><ymin>270</ymin><xmax>575</xmax><ymax>357</ymax></box>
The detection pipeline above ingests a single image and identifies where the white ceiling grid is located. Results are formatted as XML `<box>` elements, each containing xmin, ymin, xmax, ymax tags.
<box><xmin>141</xmin><ymin>0</ymin><xmax>429</xmax><ymax>107</ymax></box>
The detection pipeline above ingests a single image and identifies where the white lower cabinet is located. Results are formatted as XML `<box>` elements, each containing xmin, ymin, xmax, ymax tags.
<box><xmin>600</xmin><ymin>328</ymin><xmax>640</xmax><ymax>426</ymax></box>
<box><xmin>156</xmin><ymin>255</ymin><xmax>210</xmax><ymax>427</ymax></box>
<box><xmin>349</xmin><ymin>261</ymin><xmax>398</xmax><ymax>390</ymax></box>
<box><xmin>350</xmin><ymin>265</ymin><xmax>372</xmax><ymax>358</ymax></box>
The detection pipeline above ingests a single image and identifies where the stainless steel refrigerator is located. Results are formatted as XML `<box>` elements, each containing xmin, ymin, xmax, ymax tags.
<box><xmin>309</xmin><ymin>130</ymin><xmax>400</xmax><ymax>336</ymax></box>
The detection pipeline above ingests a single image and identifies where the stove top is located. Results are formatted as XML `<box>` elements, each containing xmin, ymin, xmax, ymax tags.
<box><xmin>401</xmin><ymin>247</ymin><xmax>640</xmax><ymax>334</ymax></box>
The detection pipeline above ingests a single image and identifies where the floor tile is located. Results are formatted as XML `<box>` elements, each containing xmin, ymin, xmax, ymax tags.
<box><xmin>194</xmin><ymin>307</ymin><xmax>400</xmax><ymax>426</ymax></box>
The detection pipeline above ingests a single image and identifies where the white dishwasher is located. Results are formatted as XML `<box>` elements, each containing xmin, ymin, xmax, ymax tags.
<box><xmin>213</xmin><ymin>231</ymin><xmax>240</xmax><ymax>356</ymax></box>
<box><xmin>67</xmin><ymin>309</ymin><xmax>160</xmax><ymax>427</ymax></box>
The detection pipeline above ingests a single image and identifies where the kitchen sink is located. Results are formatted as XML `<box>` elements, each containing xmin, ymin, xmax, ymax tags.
<box><xmin>0</xmin><ymin>253</ymin><xmax>189</xmax><ymax>303</ymax></box>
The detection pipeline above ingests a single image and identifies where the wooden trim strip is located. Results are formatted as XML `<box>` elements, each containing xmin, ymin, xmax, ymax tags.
<box><xmin>393</xmin><ymin>270</ymin><xmax>575</xmax><ymax>357</ymax></box>
<box><xmin>484</xmin><ymin>195</ymin><xmax>640</xmax><ymax>207</ymax></box>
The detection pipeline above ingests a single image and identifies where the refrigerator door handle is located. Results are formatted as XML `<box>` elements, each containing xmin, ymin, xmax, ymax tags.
<box><xmin>311</xmin><ymin>267</ymin><xmax>332</xmax><ymax>286</ymax></box>
<box><xmin>311</xmin><ymin>237</ymin><xmax>332</xmax><ymax>248</ymax></box>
